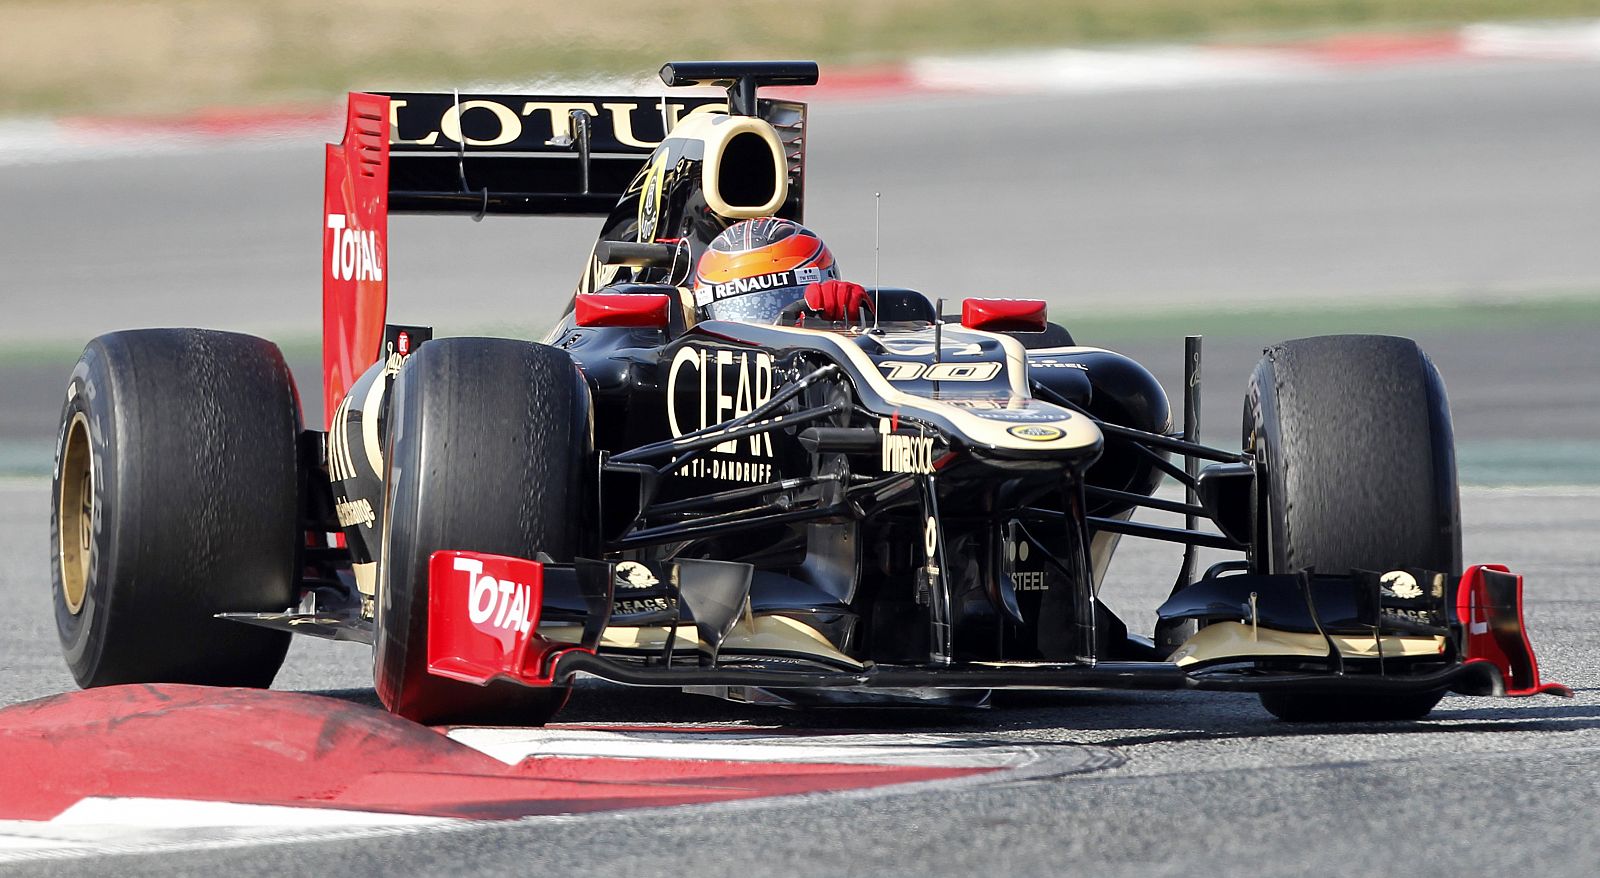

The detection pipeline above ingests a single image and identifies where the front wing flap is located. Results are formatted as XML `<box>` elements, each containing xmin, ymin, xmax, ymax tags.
<box><xmin>420</xmin><ymin>547</ymin><xmax>1568</xmax><ymax>700</ymax></box>
<box><xmin>1154</xmin><ymin>563</ymin><xmax>1569</xmax><ymax>698</ymax></box>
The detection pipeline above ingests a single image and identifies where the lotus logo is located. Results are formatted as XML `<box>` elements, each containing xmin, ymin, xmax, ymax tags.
<box><xmin>1007</xmin><ymin>424</ymin><xmax>1064</xmax><ymax>441</ymax></box>
<box><xmin>1380</xmin><ymin>570</ymin><xmax>1423</xmax><ymax>600</ymax></box>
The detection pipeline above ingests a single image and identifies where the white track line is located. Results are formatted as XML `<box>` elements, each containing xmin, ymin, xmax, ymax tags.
<box><xmin>0</xmin><ymin>730</ymin><xmax>1114</xmax><ymax>862</ymax></box>
<box><xmin>4</xmin><ymin>21</ymin><xmax>1598</xmax><ymax>167</ymax></box>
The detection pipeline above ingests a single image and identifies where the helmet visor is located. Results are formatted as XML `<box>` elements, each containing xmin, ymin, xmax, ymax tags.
<box><xmin>694</xmin><ymin>264</ymin><xmax>833</xmax><ymax>323</ymax></box>
<box><xmin>700</xmin><ymin>284</ymin><xmax>809</xmax><ymax>323</ymax></box>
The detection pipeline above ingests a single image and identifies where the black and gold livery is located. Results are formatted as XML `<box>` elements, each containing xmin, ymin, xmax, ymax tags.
<box><xmin>49</xmin><ymin>60</ymin><xmax>1564</xmax><ymax>726</ymax></box>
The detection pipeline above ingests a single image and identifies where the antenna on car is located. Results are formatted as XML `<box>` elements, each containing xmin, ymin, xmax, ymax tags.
<box><xmin>872</xmin><ymin>192</ymin><xmax>882</xmax><ymax>332</ymax></box>
<box><xmin>451</xmin><ymin>88</ymin><xmax>488</xmax><ymax>222</ymax></box>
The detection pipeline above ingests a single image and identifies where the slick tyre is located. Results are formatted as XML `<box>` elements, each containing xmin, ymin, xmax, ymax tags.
<box><xmin>374</xmin><ymin>338</ymin><xmax>592</xmax><ymax>725</ymax></box>
<box><xmin>51</xmin><ymin>329</ymin><xmax>301</xmax><ymax>689</ymax></box>
<box><xmin>1246</xmin><ymin>335</ymin><xmax>1460</xmax><ymax>722</ymax></box>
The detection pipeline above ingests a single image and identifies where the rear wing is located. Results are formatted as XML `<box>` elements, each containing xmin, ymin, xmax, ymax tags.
<box><xmin>384</xmin><ymin>92</ymin><xmax>798</xmax><ymax>216</ymax></box>
<box><xmin>321</xmin><ymin>81</ymin><xmax>809</xmax><ymax>426</ymax></box>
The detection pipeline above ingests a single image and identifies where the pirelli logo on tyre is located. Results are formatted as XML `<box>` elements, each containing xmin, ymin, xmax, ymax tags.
<box><xmin>1007</xmin><ymin>424</ymin><xmax>1064</xmax><ymax>442</ymax></box>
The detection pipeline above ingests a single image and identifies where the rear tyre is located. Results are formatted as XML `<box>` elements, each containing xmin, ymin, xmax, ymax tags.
<box><xmin>373</xmin><ymin>338</ymin><xmax>591</xmax><ymax>725</ymax></box>
<box><xmin>51</xmin><ymin>329</ymin><xmax>301</xmax><ymax>689</ymax></box>
<box><xmin>1246</xmin><ymin>335</ymin><xmax>1460</xmax><ymax>722</ymax></box>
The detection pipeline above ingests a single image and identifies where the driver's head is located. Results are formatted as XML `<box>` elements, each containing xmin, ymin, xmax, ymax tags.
<box><xmin>693</xmin><ymin>218</ymin><xmax>837</xmax><ymax>322</ymax></box>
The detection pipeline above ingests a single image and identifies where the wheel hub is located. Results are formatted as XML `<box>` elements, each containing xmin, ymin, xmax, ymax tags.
<box><xmin>58</xmin><ymin>412</ymin><xmax>93</xmax><ymax>615</ymax></box>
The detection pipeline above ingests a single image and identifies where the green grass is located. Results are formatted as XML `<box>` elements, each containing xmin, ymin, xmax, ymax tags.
<box><xmin>1457</xmin><ymin>441</ymin><xmax>1600</xmax><ymax>486</ymax></box>
<box><xmin>1064</xmin><ymin>292</ymin><xmax>1600</xmax><ymax>341</ymax></box>
<box><xmin>4</xmin><ymin>294</ymin><xmax>1597</xmax><ymax>481</ymax></box>
<box><xmin>3</xmin><ymin>292</ymin><xmax>1594</xmax><ymax>367</ymax></box>
<box><xmin>4</xmin><ymin>0</ymin><xmax>1599</xmax><ymax>115</ymax></box>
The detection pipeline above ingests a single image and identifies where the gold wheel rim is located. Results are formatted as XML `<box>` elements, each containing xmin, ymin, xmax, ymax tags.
<box><xmin>58</xmin><ymin>412</ymin><xmax>93</xmax><ymax>615</ymax></box>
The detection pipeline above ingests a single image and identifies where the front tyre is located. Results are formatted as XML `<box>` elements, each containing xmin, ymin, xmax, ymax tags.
<box><xmin>1246</xmin><ymin>335</ymin><xmax>1460</xmax><ymax>722</ymax></box>
<box><xmin>51</xmin><ymin>329</ymin><xmax>301</xmax><ymax>689</ymax></box>
<box><xmin>373</xmin><ymin>338</ymin><xmax>592</xmax><ymax>725</ymax></box>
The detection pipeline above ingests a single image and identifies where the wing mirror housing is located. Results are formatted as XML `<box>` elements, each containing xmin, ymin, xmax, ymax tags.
<box><xmin>961</xmin><ymin>298</ymin><xmax>1047</xmax><ymax>332</ymax></box>
<box><xmin>575</xmin><ymin>293</ymin><xmax>673</xmax><ymax>328</ymax></box>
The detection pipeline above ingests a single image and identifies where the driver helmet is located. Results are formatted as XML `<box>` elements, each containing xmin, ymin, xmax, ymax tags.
<box><xmin>692</xmin><ymin>218</ymin><xmax>837</xmax><ymax>322</ymax></box>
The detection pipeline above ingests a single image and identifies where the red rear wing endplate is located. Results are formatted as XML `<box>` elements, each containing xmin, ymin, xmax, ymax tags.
<box><xmin>322</xmin><ymin>93</ymin><xmax>391</xmax><ymax>429</ymax></box>
<box><xmin>319</xmin><ymin>90</ymin><xmax>808</xmax><ymax>427</ymax></box>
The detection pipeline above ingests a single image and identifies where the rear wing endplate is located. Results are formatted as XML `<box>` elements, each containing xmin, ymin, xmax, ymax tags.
<box><xmin>320</xmin><ymin>87</ymin><xmax>808</xmax><ymax>426</ymax></box>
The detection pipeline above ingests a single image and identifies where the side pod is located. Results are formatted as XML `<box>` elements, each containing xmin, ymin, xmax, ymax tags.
<box><xmin>1457</xmin><ymin>564</ymin><xmax>1571</xmax><ymax>697</ymax></box>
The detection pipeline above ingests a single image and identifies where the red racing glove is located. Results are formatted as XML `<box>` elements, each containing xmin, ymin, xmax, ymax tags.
<box><xmin>803</xmin><ymin>280</ymin><xmax>874</xmax><ymax>321</ymax></box>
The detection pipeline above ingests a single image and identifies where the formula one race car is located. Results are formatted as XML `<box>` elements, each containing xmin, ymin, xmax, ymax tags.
<box><xmin>50</xmin><ymin>61</ymin><xmax>1568</xmax><ymax>725</ymax></box>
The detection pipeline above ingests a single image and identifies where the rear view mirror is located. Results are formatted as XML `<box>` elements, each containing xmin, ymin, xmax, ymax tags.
<box><xmin>574</xmin><ymin>293</ymin><xmax>672</xmax><ymax>328</ymax></box>
<box><xmin>961</xmin><ymin>298</ymin><xmax>1047</xmax><ymax>332</ymax></box>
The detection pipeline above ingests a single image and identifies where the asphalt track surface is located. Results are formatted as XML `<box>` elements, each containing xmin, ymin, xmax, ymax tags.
<box><xmin>2</xmin><ymin>57</ymin><xmax>1598</xmax><ymax>467</ymax></box>
<box><xmin>1</xmin><ymin>59</ymin><xmax>1598</xmax><ymax>875</ymax></box>
<box><xmin>1</xmin><ymin>481</ymin><xmax>1597</xmax><ymax>876</ymax></box>
<box><xmin>1</xmin><ymin>58</ymin><xmax>1597</xmax><ymax>343</ymax></box>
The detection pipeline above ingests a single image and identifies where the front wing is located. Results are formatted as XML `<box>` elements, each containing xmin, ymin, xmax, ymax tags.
<box><xmin>423</xmin><ymin>552</ymin><xmax>1570</xmax><ymax>701</ymax></box>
